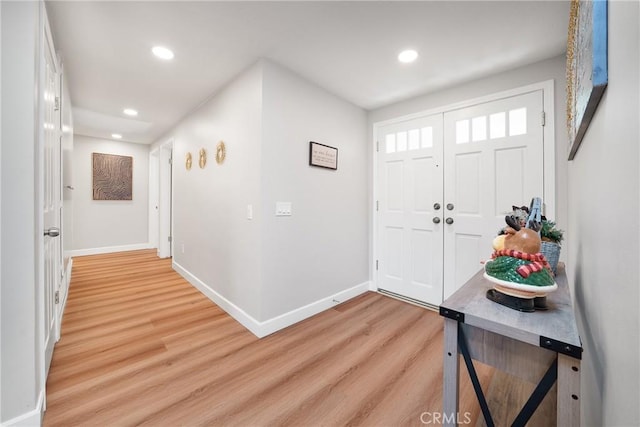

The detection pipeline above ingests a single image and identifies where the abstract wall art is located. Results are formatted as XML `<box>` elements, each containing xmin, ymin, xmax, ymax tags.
<box><xmin>566</xmin><ymin>0</ymin><xmax>608</xmax><ymax>160</ymax></box>
<box><xmin>92</xmin><ymin>152</ymin><xmax>133</xmax><ymax>200</ymax></box>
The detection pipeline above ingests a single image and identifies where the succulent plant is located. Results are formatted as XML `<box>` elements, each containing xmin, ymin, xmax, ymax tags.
<box><xmin>540</xmin><ymin>220</ymin><xmax>564</xmax><ymax>245</ymax></box>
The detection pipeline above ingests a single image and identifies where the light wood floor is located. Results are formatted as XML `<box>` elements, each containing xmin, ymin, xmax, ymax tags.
<box><xmin>44</xmin><ymin>249</ymin><xmax>515</xmax><ymax>426</ymax></box>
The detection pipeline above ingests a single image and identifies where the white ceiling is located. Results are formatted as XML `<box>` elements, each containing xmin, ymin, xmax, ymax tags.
<box><xmin>46</xmin><ymin>1</ymin><xmax>570</xmax><ymax>145</ymax></box>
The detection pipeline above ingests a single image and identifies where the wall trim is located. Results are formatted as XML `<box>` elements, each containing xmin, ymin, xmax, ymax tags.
<box><xmin>258</xmin><ymin>281</ymin><xmax>371</xmax><ymax>338</ymax></box>
<box><xmin>173</xmin><ymin>261</ymin><xmax>370</xmax><ymax>338</ymax></box>
<box><xmin>1</xmin><ymin>390</ymin><xmax>44</xmax><ymax>427</ymax></box>
<box><xmin>70</xmin><ymin>243</ymin><xmax>153</xmax><ymax>257</ymax></box>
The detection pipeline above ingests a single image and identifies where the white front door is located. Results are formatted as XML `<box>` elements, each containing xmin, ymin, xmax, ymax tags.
<box><xmin>377</xmin><ymin>114</ymin><xmax>444</xmax><ymax>305</ymax></box>
<box><xmin>43</xmin><ymin>23</ymin><xmax>61</xmax><ymax>375</ymax></box>
<box><xmin>442</xmin><ymin>90</ymin><xmax>544</xmax><ymax>299</ymax></box>
<box><xmin>376</xmin><ymin>89</ymin><xmax>546</xmax><ymax>305</ymax></box>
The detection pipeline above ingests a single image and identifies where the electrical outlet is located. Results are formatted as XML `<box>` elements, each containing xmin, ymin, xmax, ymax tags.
<box><xmin>276</xmin><ymin>202</ymin><xmax>292</xmax><ymax>216</ymax></box>
<box><xmin>181</xmin><ymin>243</ymin><xmax>185</xmax><ymax>254</ymax></box>
<box><xmin>247</xmin><ymin>204</ymin><xmax>253</xmax><ymax>220</ymax></box>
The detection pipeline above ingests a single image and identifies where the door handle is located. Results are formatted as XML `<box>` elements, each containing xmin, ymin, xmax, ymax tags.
<box><xmin>446</xmin><ymin>203</ymin><xmax>454</xmax><ymax>211</ymax></box>
<box><xmin>445</xmin><ymin>218</ymin><xmax>454</xmax><ymax>225</ymax></box>
<box><xmin>433</xmin><ymin>217</ymin><xmax>441</xmax><ymax>224</ymax></box>
<box><xmin>44</xmin><ymin>227</ymin><xmax>60</xmax><ymax>237</ymax></box>
<box><xmin>433</xmin><ymin>203</ymin><xmax>441</xmax><ymax>210</ymax></box>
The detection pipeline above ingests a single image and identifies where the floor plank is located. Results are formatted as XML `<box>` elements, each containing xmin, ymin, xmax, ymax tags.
<box><xmin>44</xmin><ymin>250</ymin><xmax>494</xmax><ymax>426</ymax></box>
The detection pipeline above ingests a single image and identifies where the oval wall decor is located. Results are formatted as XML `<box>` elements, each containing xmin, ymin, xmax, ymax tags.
<box><xmin>216</xmin><ymin>141</ymin><xmax>226</xmax><ymax>165</ymax></box>
<box><xmin>199</xmin><ymin>148</ymin><xmax>207</xmax><ymax>169</ymax></box>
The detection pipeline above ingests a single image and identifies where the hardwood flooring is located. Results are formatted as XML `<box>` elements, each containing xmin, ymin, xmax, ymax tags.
<box><xmin>45</xmin><ymin>250</ymin><xmax>497</xmax><ymax>426</ymax></box>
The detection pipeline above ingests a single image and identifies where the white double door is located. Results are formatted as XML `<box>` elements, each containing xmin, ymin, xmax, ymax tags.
<box><xmin>376</xmin><ymin>90</ymin><xmax>544</xmax><ymax>306</ymax></box>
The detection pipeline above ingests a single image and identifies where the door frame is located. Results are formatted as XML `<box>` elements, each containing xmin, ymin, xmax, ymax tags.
<box><xmin>158</xmin><ymin>139</ymin><xmax>173</xmax><ymax>258</ymax></box>
<box><xmin>148</xmin><ymin>147</ymin><xmax>160</xmax><ymax>251</ymax></box>
<box><xmin>372</xmin><ymin>80</ymin><xmax>556</xmax><ymax>294</ymax></box>
<box><xmin>40</xmin><ymin>0</ymin><xmax>63</xmax><ymax>380</ymax></box>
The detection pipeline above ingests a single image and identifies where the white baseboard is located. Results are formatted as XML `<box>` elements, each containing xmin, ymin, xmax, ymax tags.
<box><xmin>258</xmin><ymin>281</ymin><xmax>371</xmax><ymax>337</ymax></box>
<box><xmin>172</xmin><ymin>261</ymin><xmax>370</xmax><ymax>338</ymax></box>
<box><xmin>70</xmin><ymin>243</ymin><xmax>153</xmax><ymax>257</ymax></box>
<box><xmin>172</xmin><ymin>261</ymin><xmax>264</xmax><ymax>337</ymax></box>
<box><xmin>1</xmin><ymin>390</ymin><xmax>44</xmax><ymax>426</ymax></box>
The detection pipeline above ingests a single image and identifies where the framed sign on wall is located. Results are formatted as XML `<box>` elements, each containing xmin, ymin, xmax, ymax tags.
<box><xmin>309</xmin><ymin>141</ymin><xmax>338</xmax><ymax>170</ymax></box>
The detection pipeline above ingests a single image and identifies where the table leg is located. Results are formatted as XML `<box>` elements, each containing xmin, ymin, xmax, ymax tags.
<box><xmin>557</xmin><ymin>353</ymin><xmax>581</xmax><ymax>426</ymax></box>
<box><xmin>443</xmin><ymin>318</ymin><xmax>460</xmax><ymax>426</ymax></box>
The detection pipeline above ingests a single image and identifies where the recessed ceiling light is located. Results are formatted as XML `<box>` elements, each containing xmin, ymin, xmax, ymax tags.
<box><xmin>123</xmin><ymin>108</ymin><xmax>138</xmax><ymax>116</ymax></box>
<box><xmin>398</xmin><ymin>49</ymin><xmax>418</xmax><ymax>64</ymax></box>
<box><xmin>111</xmin><ymin>133</ymin><xmax>123</xmax><ymax>139</ymax></box>
<box><xmin>152</xmin><ymin>46</ymin><xmax>174</xmax><ymax>60</ymax></box>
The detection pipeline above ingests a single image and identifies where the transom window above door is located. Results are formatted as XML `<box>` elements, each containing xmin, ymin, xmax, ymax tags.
<box><xmin>455</xmin><ymin>107</ymin><xmax>528</xmax><ymax>144</ymax></box>
<box><xmin>385</xmin><ymin>126</ymin><xmax>434</xmax><ymax>153</ymax></box>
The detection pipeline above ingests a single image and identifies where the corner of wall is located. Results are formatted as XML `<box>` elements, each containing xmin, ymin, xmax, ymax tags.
<box><xmin>164</xmin><ymin>60</ymin><xmax>264</xmax><ymax>323</ymax></box>
<box><xmin>259</xmin><ymin>60</ymin><xmax>369</xmax><ymax>322</ymax></box>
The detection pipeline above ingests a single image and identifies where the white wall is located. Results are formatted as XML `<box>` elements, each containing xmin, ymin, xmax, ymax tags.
<box><xmin>72</xmin><ymin>135</ymin><xmax>150</xmax><ymax>253</ymax></box>
<box><xmin>159</xmin><ymin>63</ymin><xmax>264</xmax><ymax>320</ymax></box>
<box><xmin>157</xmin><ymin>59</ymin><xmax>369</xmax><ymax>330</ymax></box>
<box><xmin>567</xmin><ymin>1</ymin><xmax>639</xmax><ymax>425</ymax></box>
<box><xmin>1</xmin><ymin>1</ymin><xmax>43</xmax><ymax>423</ymax></box>
<box><xmin>260</xmin><ymin>61</ymin><xmax>369</xmax><ymax>320</ymax></box>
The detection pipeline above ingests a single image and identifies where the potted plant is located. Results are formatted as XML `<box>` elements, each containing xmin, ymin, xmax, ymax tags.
<box><xmin>540</xmin><ymin>220</ymin><xmax>563</xmax><ymax>274</ymax></box>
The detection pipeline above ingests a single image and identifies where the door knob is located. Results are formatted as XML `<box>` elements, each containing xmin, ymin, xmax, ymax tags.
<box><xmin>433</xmin><ymin>217</ymin><xmax>441</xmax><ymax>224</ymax></box>
<box><xmin>446</xmin><ymin>203</ymin><xmax>454</xmax><ymax>211</ymax></box>
<box><xmin>445</xmin><ymin>217</ymin><xmax>454</xmax><ymax>225</ymax></box>
<box><xmin>433</xmin><ymin>203</ymin><xmax>441</xmax><ymax>210</ymax></box>
<box><xmin>44</xmin><ymin>227</ymin><xmax>60</xmax><ymax>237</ymax></box>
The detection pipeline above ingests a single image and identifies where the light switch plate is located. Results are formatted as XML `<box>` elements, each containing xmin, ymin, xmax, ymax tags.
<box><xmin>276</xmin><ymin>202</ymin><xmax>292</xmax><ymax>216</ymax></box>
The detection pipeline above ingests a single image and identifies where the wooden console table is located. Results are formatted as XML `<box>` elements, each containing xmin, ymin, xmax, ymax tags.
<box><xmin>440</xmin><ymin>264</ymin><xmax>582</xmax><ymax>426</ymax></box>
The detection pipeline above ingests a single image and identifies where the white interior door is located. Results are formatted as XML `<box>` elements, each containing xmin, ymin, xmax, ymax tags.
<box><xmin>43</xmin><ymin>23</ymin><xmax>61</xmax><ymax>375</ymax></box>
<box><xmin>442</xmin><ymin>90</ymin><xmax>544</xmax><ymax>299</ymax></box>
<box><xmin>376</xmin><ymin>114</ymin><xmax>444</xmax><ymax>305</ymax></box>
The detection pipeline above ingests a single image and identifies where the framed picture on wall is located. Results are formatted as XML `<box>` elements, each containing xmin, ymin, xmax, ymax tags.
<box><xmin>92</xmin><ymin>152</ymin><xmax>133</xmax><ymax>200</ymax></box>
<box><xmin>309</xmin><ymin>141</ymin><xmax>338</xmax><ymax>170</ymax></box>
<box><xmin>566</xmin><ymin>0</ymin><xmax>608</xmax><ymax>160</ymax></box>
